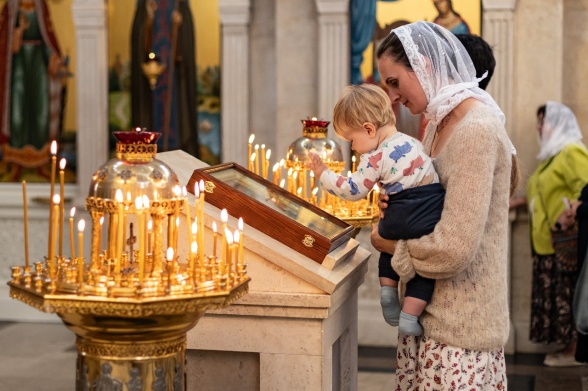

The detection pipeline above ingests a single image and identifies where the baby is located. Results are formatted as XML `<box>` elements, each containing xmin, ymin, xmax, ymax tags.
<box><xmin>306</xmin><ymin>83</ymin><xmax>445</xmax><ymax>335</ymax></box>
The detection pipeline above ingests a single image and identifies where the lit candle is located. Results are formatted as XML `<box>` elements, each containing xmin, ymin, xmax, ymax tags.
<box><xmin>175</xmin><ymin>216</ymin><xmax>180</xmax><ymax>250</ymax></box>
<box><xmin>311</xmin><ymin>187</ymin><xmax>318</xmax><ymax>206</ymax></box>
<box><xmin>183</xmin><ymin>186</ymin><xmax>192</xmax><ymax>249</ymax></box>
<box><xmin>279</xmin><ymin>179</ymin><xmax>286</xmax><ymax>189</ymax></box>
<box><xmin>221</xmin><ymin>209</ymin><xmax>228</xmax><ymax>271</ymax></box>
<box><xmin>115</xmin><ymin>189</ymin><xmax>123</xmax><ymax>274</ymax></box>
<box><xmin>142</xmin><ymin>195</ymin><xmax>150</xmax><ymax>256</ymax></box>
<box><xmin>166</xmin><ymin>247</ymin><xmax>174</xmax><ymax>292</ymax></box>
<box><xmin>135</xmin><ymin>197</ymin><xmax>145</xmax><ymax>285</ymax></box>
<box><xmin>272</xmin><ymin>163</ymin><xmax>280</xmax><ymax>185</ymax></box>
<box><xmin>225</xmin><ymin>227</ymin><xmax>233</xmax><ymax>276</ymax></box>
<box><xmin>58</xmin><ymin>158</ymin><xmax>66</xmax><ymax>258</ymax></box>
<box><xmin>238</xmin><ymin>217</ymin><xmax>244</xmax><ymax>266</ymax></box>
<box><xmin>49</xmin><ymin>194</ymin><xmax>60</xmax><ymax>274</ymax></box>
<box><xmin>147</xmin><ymin>219</ymin><xmax>153</xmax><ymax>255</ymax></box>
<box><xmin>261</xmin><ymin>144</ymin><xmax>266</xmax><ymax>177</ymax></box>
<box><xmin>212</xmin><ymin>221</ymin><xmax>218</xmax><ymax>257</ymax></box>
<box><xmin>98</xmin><ymin>216</ymin><xmax>104</xmax><ymax>263</ymax></box>
<box><xmin>249</xmin><ymin>153</ymin><xmax>256</xmax><ymax>173</ymax></box>
<box><xmin>264</xmin><ymin>149</ymin><xmax>271</xmax><ymax>179</ymax></box>
<box><xmin>198</xmin><ymin>180</ymin><xmax>205</xmax><ymax>263</ymax></box>
<box><xmin>248</xmin><ymin>134</ymin><xmax>255</xmax><ymax>170</ymax></box>
<box><xmin>22</xmin><ymin>180</ymin><xmax>29</xmax><ymax>267</ymax></box>
<box><xmin>172</xmin><ymin>185</ymin><xmax>181</xmax><ymax>250</ymax></box>
<box><xmin>233</xmin><ymin>229</ymin><xmax>239</xmax><ymax>276</ymax></box>
<box><xmin>254</xmin><ymin>144</ymin><xmax>260</xmax><ymax>175</ymax></box>
<box><xmin>190</xmin><ymin>241</ymin><xmax>197</xmax><ymax>276</ymax></box>
<box><xmin>352</xmin><ymin>155</ymin><xmax>357</xmax><ymax>172</ymax></box>
<box><xmin>69</xmin><ymin>207</ymin><xmax>76</xmax><ymax>259</ymax></box>
<box><xmin>77</xmin><ymin>219</ymin><xmax>85</xmax><ymax>284</ymax></box>
<box><xmin>47</xmin><ymin>141</ymin><xmax>57</xmax><ymax>257</ymax></box>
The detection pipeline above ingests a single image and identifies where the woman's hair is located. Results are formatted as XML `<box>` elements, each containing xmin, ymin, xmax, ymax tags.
<box><xmin>376</xmin><ymin>32</ymin><xmax>412</xmax><ymax>70</ymax></box>
<box><xmin>332</xmin><ymin>84</ymin><xmax>396</xmax><ymax>138</ymax></box>
<box><xmin>537</xmin><ymin>105</ymin><xmax>546</xmax><ymax>118</ymax></box>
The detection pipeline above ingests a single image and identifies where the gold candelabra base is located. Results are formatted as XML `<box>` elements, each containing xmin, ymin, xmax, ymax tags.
<box><xmin>9</xmin><ymin>273</ymin><xmax>248</xmax><ymax>390</ymax></box>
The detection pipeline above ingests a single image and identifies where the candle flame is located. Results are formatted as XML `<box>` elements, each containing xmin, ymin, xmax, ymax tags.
<box><xmin>135</xmin><ymin>197</ymin><xmax>143</xmax><ymax>210</ymax></box>
<box><xmin>142</xmin><ymin>195</ymin><xmax>149</xmax><ymax>208</ymax></box>
<box><xmin>272</xmin><ymin>163</ymin><xmax>279</xmax><ymax>172</ymax></box>
<box><xmin>191</xmin><ymin>221</ymin><xmax>198</xmax><ymax>235</ymax></box>
<box><xmin>166</xmin><ymin>247</ymin><xmax>174</xmax><ymax>261</ymax></box>
<box><xmin>266</xmin><ymin>149</ymin><xmax>271</xmax><ymax>159</ymax></box>
<box><xmin>70</xmin><ymin>206</ymin><xmax>76</xmax><ymax>218</ymax></box>
<box><xmin>279</xmin><ymin>179</ymin><xmax>286</xmax><ymax>188</ymax></box>
<box><xmin>191</xmin><ymin>241</ymin><xmax>197</xmax><ymax>253</ymax></box>
<box><xmin>312</xmin><ymin>187</ymin><xmax>319</xmax><ymax>195</ymax></box>
<box><xmin>312</xmin><ymin>117</ymin><xmax>317</xmax><ymax>121</ymax></box>
<box><xmin>297</xmin><ymin>187</ymin><xmax>302</xmax><ymax>196</ymax></box>
<box><xmin>59</xmin><ymin>158</ymin><xmax>66</xmax><ymax>170</ymax></box>
<box><xmin>148</xmin><ymin>220</ymin><xmax>153</xmax><ymax>231</ymax></box>
<box><xmin>254</xmin><ymin>144</ymin><xmax>259</xmax><ymax>151</ymax></box>
<box><xmin>199</xmin><ymin>179</ymin><xmax>205</xmax><ymax>192</ymax></box>
<box><xmin>212</xmin><ymin>221</ymin><xmax>217</xmax><ymax>233</ymax></box>
<box><xmin>99</xmin><ymin>216</ymin><xmax>104</xmax><ymax>225</ymax></box>
<box><xmin>352</xmin><ymin>155</ymin><xmax>356</xmax><ymax>162</ymax></box>
<box><xmin>221</xmin><ymin>209</ymin><xmax>228</xmax><ymax>223</ymax></box>
<box><xmin>115</xmin><ymin>189</ymin><xmax>123</xmax><ymax>203</ymax></box>
<box><xmin>238</xmin><ymin>217</ymin><xmax>244</xmax><ymax>231</ymax></box>
<box><xmin>50</xmin><ymin>140</ymin><xmax>57</xmax><ymax>155</ymax></box>
<box><xmin>194</xmin><ymin>183</ymin><xmax>199</xmax><ymax>197</ymax></box>
<box><xmin>175</xmin><ymin>216</ymin><xmax>180</xmax><ymax>227</ymax></box>
<box><xmin>250</xmin><ymin>153</ymin><xmax>256</xmax><ymax>162</ymax></box>
<box><xmin>248</xmin><ymin>134</ymin><xmax>255</xmax><ymax>144</ymax></box>
<box><xmin>182</xmin><ymin>186</ymin><xmax>187</xmax><ymax>197</ymax></box>
<box><xmin>126</xmin><ymin>191</ymin><xmax>132</xmax><ymax>202</ymax></box>
<box><xmin>173</xmin><ymin>185</ymin><xmax>181</xmax><ymax>197</ymax></box>
<box><xmin>279</xmin><ymin>159</ymin><xmax>285</xmax><ymax>167</ymax></box>
<box><xmin>310</xmin><ymin>171</ymin><xmax>314</xmax><ymax>178</ymax></box>
<box><xmin>135</xmin><ymin>127</ymin><xmax>141</xmax><ymax>132</ymax></box>
<box><xmin>234</xmin><ymin>230</ymin><xmax>240</xmax><ymax>244</ymax></box>
<box><xmin>53</xmin><ymin>194</ymin><xmax>60</xmax><ymax>204</ymax></box>
<box><xmin>77</xmin><ymin>219</ymin><xmax>85</xmax><ymax>232</ymax></box>
<box><xmin>148</xmin><ymin>52</ymin><xmax>156</xmax><ymax>60</ymax></box>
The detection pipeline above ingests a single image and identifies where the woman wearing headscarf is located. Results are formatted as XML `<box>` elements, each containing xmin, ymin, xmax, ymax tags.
<box><xmin>525</xmin><ymin>102</ymin><xmax>588</xmax><ymax>367</ymax></box>
<box><xmin>371</xmin><ymin>21</ymin><xmax>518</xmax><ymax>388</ymax></box>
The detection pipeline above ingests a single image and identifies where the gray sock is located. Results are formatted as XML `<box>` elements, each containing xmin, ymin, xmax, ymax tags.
<box><xmin>398</xmin><ymin>311</ymin><xmax>423</xmax><ymax>336</ymax></box>
<box><xmin>380</xmin><ymin>286</ymin><xmax>400</xmax><ymax>326</ymax></box>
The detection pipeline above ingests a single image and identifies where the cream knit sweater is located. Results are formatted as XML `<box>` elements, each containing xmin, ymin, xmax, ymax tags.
<box><xmin>392</xmin><ymin>105</ymin><xmax>511</xmax><ymax>351</ymax></box>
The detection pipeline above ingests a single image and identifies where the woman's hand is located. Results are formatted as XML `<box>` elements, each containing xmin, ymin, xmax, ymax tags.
<box><xmin>555</xmin><ymin>199</ymin><xmax>576</xmax><ymax>231</ymax></box>
<box><xmin>370</xmin><ymin>224</ymin><xmax>397</xmax><ymax>253</ymax></box>
<box><xmin>378</xmin><ymin>192</ymin><xmax>389</xmax><ymax>219</ymax></box>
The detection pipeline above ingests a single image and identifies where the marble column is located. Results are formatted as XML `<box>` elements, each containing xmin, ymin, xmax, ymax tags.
<box><xmin>219</xmin><ymin>0</ymin><xmax>251</xmax><ymax>166</ymax></box>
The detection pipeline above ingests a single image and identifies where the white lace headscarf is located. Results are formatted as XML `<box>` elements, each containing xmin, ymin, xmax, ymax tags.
<box><xmin>537</xmin><ymin>101</ymin><xmax>584</xmax><ymax>161</ymax></box>
<box><xmin>391</xmin><ymin>21</ymin><xmax>516</xmax><ymax>154</ymax></box>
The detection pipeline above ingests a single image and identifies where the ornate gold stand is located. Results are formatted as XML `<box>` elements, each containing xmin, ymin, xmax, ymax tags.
<box><xmin>9</xmin><ymin>278</ymin><xmax>247</xmax><ymax>390</ymax></box>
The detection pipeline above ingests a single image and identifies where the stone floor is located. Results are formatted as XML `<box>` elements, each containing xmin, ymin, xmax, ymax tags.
<box><xmin>1</xmin><ymin>321</ymin><xmax>588</xmax><ymax>390</ymax></box>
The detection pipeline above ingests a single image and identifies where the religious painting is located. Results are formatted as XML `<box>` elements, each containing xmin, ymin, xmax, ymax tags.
<box><xmin>350</xmin><ymin>0</ymin><xmax>481</xmax><ymax>140</ymax></box>
<box><xmin>0</xmin><ymin>0</ymin><xmax>76</xmax><ymax>183</ymax></box>
<box><xmin>107</xmin><ymin>0</ymin><xmax>221</xmax><ymax>165</ymax></box>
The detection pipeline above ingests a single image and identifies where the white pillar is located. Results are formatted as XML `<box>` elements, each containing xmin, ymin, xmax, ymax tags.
<box><xmin>219</xmin><ymin>0</ymin><xmax>251</xmax><ymax>166</ymax></box>
<box><xmin>315</xmin><ymin>0</ymin><xmax>350</xmax><ymax>164</ymax></box>
<box><xmin>71</xmin><ymin>0</ymin><xmax>109</xmax><ymax>206</ymax></box>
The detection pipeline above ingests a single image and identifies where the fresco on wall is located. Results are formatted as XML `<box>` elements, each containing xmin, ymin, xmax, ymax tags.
<box><xmin>351</xmin><ymin>0</ymin><xmax>480</xmax><ymax>140</ymax></box>
<box><xmin>0</xmin><ymin>0</ymin><xmax>76</xmax><ymax>183</ymax></box>
<box><xmin>108</xmin><ymin>0</ymin><xmax>220</xmax><ymax>165</ymax></box>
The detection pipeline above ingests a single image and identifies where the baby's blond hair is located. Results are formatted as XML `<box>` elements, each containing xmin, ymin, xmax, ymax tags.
<box><xmin>332</xmin><ymin>83</ymin><xmax>396</xmax><ymax>138</ymax></box>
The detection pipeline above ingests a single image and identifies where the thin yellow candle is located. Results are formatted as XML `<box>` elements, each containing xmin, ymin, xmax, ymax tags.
<box><xmin>233</xmin><ymin>230</ymin><xmax>239</xmax><ymax>276</ymax></box>
<box><xmin>135</xmin><ymin>197</ymin><xmax>145</xmax><ymax>284</ymax></box>
<box><xmin>98</xmin><ymin>216</ymin><xmax>104</xmax><ymax>261</ymax></box>
<box><xmin>279</xmin><ymin>179</ymin><xmax>286</xmax><ymax>189</ymax></box>
<box><xmin>172</xmin><ymin>185</ymin><xmax>181</xmax><ymax>249</ymax></box>
<box><xmin>261</xmin><ymin>144</ymin><xmax>266</xmax><ymax>177</ymax></box>
<box><xmin>77</xmin><ymin>219</ymin><xmax>85</xmax><ymax>284</ymax></box>
<box><xmin>175</xmin><ymin>216</ymin><xmax>180</xmax><ymax>250</ymax></box>
<box><xmin>311</xmin><ymin>187</ymin><xmax>318</xmax><ymax>206</ymax></box>
<box><xmin>198</xmin><ymin>180</ymin><xmax>205</xmax><ymax>263</ymax></box>
<box><xmin>147</xmin><ymin>219</ymin><xmax>153</xmax><ymax>254</ymax></box>
<box><xmin>22</xmin><ymin>180</ymin><xmax>29</xmax><ymax>267</ymax></box>
<box><xmin>212</xmin><ymin>221</ymin><xmax>218</xmax><ymax>257</ymax></box>
<box><xmin>166</xmin><ymin>247</ymin><xmax>174</xmax><ymax>292</ymax></box>
<box><xmin>69</xmin><ymin>207</ymin><xmax>76</xmax><ymax>259</ymax></box>
<box><xmin>49</xmin><ymin>194</ymin><xmax>60</xmax><ymax>274</ymax></box>
<box><xmin>142</xmin><ymin>195</ymin><xmax>150</xmax><ymax>256</ymax></box>
<box><xmin>225</xmin><ymin>227</ymin><xmax>233</xmax><ymax>276</ymax></box>
<box><xmin>264</xmin><ymin>149</ymin><xmax>271</xmax><ymax>179</ymax></box>
<box><xmin>352</xmin><ymin>155</ymin><xmax>357</xmax><ymax>172</ymax></box>
<box><xmin>254</xmin><ymin>144</ymin><xmax>260</xmax><ymax>175</ymax></box>
<box><xmin>47</xmin><ymin>140</ymin><xmax>57</xmax><ymax>257</ymax></box>
<box><xmin>115</xmin><ymin>189</ymin><xmax>123</xmax><ymax>274</ymax></box>
<box><xmin>190</xmin><ymin>241</ymin><xmax>197</xmax><ymax>276</ymax></box>
<box><xmin>238</xmin><ymin>218</ymin><xmax>244</xmax><ymax>266</ymax></box>
<box><xmin>249</xmin><ymin>153</ymin><xmax>256</xmax><ymax>173</ymax></box>
<box><xmin>183</xmin><ymin>186</ymin><xmax>192</xmax><ymax>248</ymax></box>
<box><xmin>58</xmin><ymin>158</ymin><xmax>66</xmax><ymax>258</ymax></box>
<box><xmin>221</xmin><ymin>209</ymin><xmax>228</xmax><ymax>272</ymax></box>
<box><xmin>272</xmin><ymin>163</ymin><xmax>280</xmax><ymax>185</ymax></box>
<box><xmin>248</xmin><ymin>134</ymin><xmax>255</xmax><ymax>170</ymax></box>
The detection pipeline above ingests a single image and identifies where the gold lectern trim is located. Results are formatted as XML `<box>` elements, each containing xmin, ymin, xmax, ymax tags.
<box><xmin>302</xmin><ymin>235</ymin><xmax>315</xmax><ymax>248</ymax></box>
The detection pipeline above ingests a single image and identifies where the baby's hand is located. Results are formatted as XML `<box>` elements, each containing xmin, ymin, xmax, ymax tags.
<box><xmin>306</xmin><ymin>152</ymin><xmax>327</xmax><ymax>179</ymax></box>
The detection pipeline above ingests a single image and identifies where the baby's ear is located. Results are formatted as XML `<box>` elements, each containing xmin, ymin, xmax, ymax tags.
<box><xmin>363</xmin><ymin>122</ymin><xmax>377</xmax><ymax>137</ymax></box>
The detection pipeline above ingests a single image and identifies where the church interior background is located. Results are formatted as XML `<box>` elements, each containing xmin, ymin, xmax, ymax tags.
<box><xmin>2</xmin><ymin>0</ymin><xmax>588</xmax><ymax>389</ymax></box>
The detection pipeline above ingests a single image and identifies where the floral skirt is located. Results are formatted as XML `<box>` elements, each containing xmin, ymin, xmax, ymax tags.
<box><xmin>529</xmin><ymin>253</ymin><xmax>577</xmax><ymax>344</ymax></box>
<box><xmin>395</xmin><ymin>335</ymin><xmax>506</xmax><ymax>390</ymax></box>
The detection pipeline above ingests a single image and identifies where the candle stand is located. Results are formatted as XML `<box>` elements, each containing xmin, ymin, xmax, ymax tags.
<box><xmin>8</xmin><ymin>130</ymin><xmax>249</xmax><ymax>390</ymax></box>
